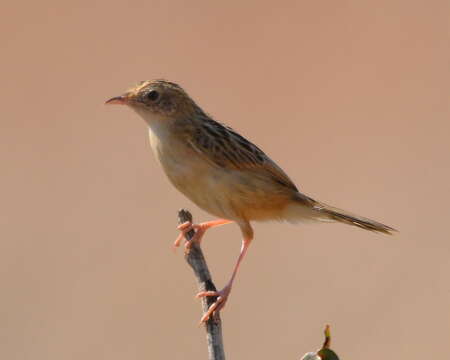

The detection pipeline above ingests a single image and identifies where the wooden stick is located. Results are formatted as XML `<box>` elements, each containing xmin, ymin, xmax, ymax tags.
<box><xmin>177</xmin><ymin>209</ymin><xmax>225</xmax><ymax>360</ymax></box>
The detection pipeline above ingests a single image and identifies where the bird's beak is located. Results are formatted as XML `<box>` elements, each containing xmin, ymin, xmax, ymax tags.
<box><xmin>105</xmin><ymin>94</ymin><xmax>129</xmax><ymax>105</ymax></box>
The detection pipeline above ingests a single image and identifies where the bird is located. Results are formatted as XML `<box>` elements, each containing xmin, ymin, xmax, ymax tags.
<box><xmin>106</xmin><ymin>79</ymin><xmax>396</xmax><ymax>323</ymax></box>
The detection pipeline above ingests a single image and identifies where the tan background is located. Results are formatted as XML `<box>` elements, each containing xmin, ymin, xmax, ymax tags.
<box><xmin>1</xmin><ymin>1</ymin><xmax>449</xmax><ymax>359</ymax></box>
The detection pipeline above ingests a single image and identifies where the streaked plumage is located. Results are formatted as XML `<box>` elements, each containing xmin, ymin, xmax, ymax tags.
<box><xmin>106</xmin><ymin>79</ymin><xmax>396</xmax><ymax>323</ymax></box>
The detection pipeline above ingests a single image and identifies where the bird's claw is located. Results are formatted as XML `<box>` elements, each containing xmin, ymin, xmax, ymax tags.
<box><xmin>173</xmin><ymin>221</ymin><xmax>205</xmax><ymax>254</ymax></box>
<box><xmin>196</xmin><ymin>285</ymin><xmax>231</xmax><ymax>324</ymax></box>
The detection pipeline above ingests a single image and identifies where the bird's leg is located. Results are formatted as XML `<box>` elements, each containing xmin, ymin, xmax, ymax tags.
<box><xmin>173</xmin><ymin>219</ymin><xmax>232</xmax><ymax>252</ymax></box>
<box><xmin>196</xmin><ymin>232</ymin><xmax>253</xmax><ymax>324</ymax></box>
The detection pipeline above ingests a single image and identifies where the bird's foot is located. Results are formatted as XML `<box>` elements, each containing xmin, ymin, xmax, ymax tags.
<box><xmin>173</xmin><ymin>219</ymin><xmax>233</xmax><ymax>254</ymax></box>
<box><xmin>196</xmin><ymin>284</ymin><xmax>232</xmax><ymax>324</ymax></box>
<box><xmin>173</xmin><ymin>221</ymin><xmax>206</xmax><ymax>254</ymax></box>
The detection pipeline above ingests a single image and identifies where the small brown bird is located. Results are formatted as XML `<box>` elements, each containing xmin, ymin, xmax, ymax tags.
<box><xmin>106</xmin><ymin>80</ymin><xmax>395</xmax><ymax>323</ymax></box>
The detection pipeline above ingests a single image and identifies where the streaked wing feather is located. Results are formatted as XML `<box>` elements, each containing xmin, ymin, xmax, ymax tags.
<box><xmin>188</xmin><ymin>118</ymin><xmax>299</xmax><ymax>192</ymax></box>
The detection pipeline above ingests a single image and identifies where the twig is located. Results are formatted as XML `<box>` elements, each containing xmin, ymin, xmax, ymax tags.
<box><xmin>177</xmin><ymin>209</ymin><xmax>225</xmax><ymax>360</ymax></box>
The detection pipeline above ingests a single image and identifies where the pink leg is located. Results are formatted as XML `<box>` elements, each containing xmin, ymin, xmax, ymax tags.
<box><xmin>173</xmin><ymin>219</ymin><xmax>233</xmax><ymax>252</ymax></box>
<box><xmin>197</xmin><ymin>231</ymin><xmax>253</xmax><ymax>324</ymax></box>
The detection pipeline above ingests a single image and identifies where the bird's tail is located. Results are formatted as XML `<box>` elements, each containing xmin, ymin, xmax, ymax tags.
<box><xmin>311</xmin><ymin>200</ymin><xmax>396</xmax><ymax>235</ymax></box>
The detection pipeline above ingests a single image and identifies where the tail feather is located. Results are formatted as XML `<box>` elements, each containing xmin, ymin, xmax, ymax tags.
<box><xmin>312</xmin><ymin>200</ymin><xmax>396</xmax><ymax>235</ymax></box>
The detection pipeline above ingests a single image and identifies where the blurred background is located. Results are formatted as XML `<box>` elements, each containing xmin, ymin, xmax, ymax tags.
<box><xmin>1</xmin><ymin>1</ymin><xmax>449</xmax><ymax>359</ymax></box>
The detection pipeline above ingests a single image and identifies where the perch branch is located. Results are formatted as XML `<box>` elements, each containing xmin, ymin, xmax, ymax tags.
<box><xmin>177</xmin><ymin>209</ymin><xmax>225</xmax><ymax>360</ymax></box>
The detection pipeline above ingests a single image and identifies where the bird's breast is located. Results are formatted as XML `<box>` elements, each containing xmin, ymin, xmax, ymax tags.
<box><xmin>148</xmin><ymin>128</ymin><xmax>212</xmax><ymax>195</ymax></box>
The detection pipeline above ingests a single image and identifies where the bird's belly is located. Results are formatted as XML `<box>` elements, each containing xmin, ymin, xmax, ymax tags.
<box><xmin>163</xmin><ymin>161</ymin><xmax>240</xmax><ymax>219</ymax></box>
<box><xmin>162</xmin><ymin>157</ymin><xmax>291</xmax><ymax>221</ymax></box>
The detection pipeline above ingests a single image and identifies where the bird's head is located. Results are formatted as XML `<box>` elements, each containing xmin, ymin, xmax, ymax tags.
<box><xmin>106</xmin><ymin>79</ymin><xmax>197</xmax><ymax>119</ymax></box>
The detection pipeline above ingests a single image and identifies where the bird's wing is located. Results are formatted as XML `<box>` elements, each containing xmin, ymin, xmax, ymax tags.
<box><xmin>187</xmin><ymin>118</ymin><xmax>299</xmax><ymax>192</ymax></box>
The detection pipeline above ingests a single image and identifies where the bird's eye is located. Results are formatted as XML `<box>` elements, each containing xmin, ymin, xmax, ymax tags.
<box><xmin>147</xmin><ymin>90</ymin><xmax>159</xmax><ymax>101</ymax></box>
